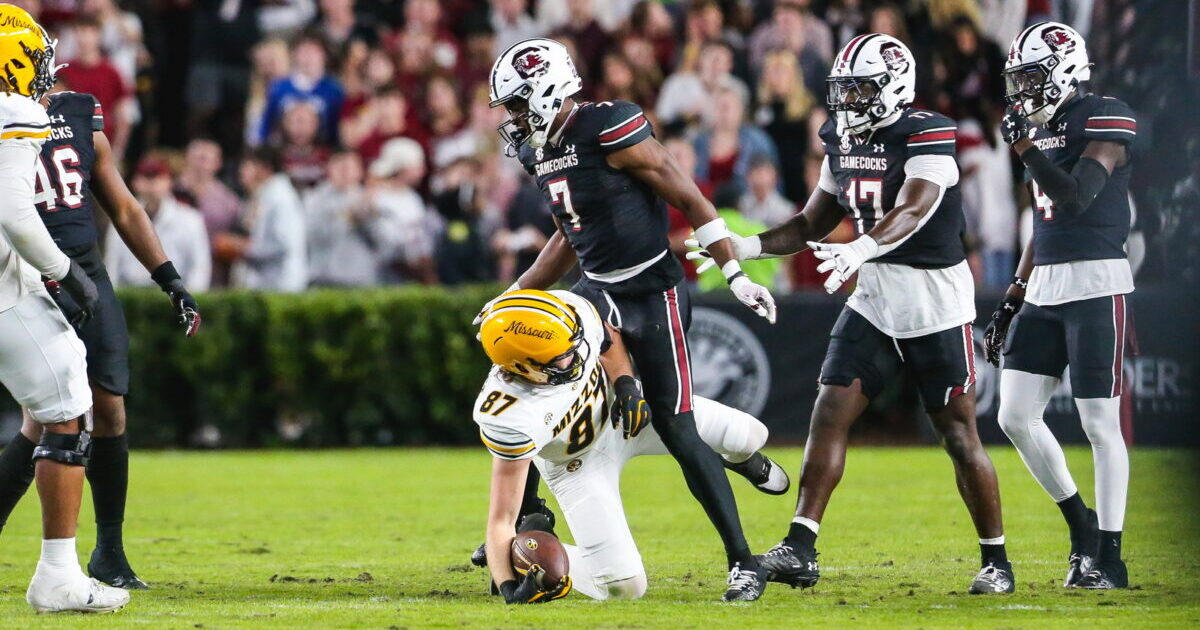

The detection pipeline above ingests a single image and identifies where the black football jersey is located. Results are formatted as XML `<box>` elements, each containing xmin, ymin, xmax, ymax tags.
<box><xmin>516</xmin><ymin>100</ymin><xmax>682</xmax><ymax>294</ymax></box>
<box><xmin>819</xmin><ymin>108</ymin><xmax>966</xmax><ymax>269</ymax></box>
<box><xmin>1026</xmin><ymin>94</ymin><xmax>1135</xmax><ymax>265</ymax></box>
<box><xmin>36</xmin><ymin>91</ymin><xmax>103</xmax><ymax>249</ymax></box>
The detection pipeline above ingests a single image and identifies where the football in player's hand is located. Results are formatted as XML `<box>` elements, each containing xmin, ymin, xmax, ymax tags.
<box><xmin>510</xmin><ymin>531</ymin><xmax>569</xmax><ymax>587</ymax></box>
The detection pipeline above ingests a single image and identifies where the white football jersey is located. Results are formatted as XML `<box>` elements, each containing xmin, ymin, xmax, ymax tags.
<box><xmin>0</xmin><ymin>91</ymin><xmax>62</xmax><ymax>313</ymax></box>
<box><xmin>473</xmin><ymin>290</ymin><xmax>615</xmax><ymax>466</ymax></box>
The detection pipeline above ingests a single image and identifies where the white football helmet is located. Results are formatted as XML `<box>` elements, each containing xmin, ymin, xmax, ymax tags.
<box><xmin>489</xmin><ymin>38</ymin><xmax>582</xmax><ymax>152</ymax></box>
<box><xmin>827</xmin><ymin>34</ymin><xmax>916</xmax><ymax>136</ymax></box>
<box><xmin>1004</xmin><ymin>22</ymin><xmax>1091</xmax><ymax>124</ymax></box>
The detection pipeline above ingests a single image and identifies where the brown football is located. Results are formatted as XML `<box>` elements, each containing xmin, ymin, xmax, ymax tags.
<box><xmin>510</xmin><ymin>531</ymin><xmax>569</xmax><ymax>587</ymax></box>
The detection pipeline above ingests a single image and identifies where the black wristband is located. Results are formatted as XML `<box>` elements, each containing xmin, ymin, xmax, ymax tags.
<box><xmin>1012</xmin><ymin>277</ymin><xmax>1028</xmax><ymax>290</ymax></box>
<box><xmin>150</xmin><ymin>261</ymin><xmax>182</xmax><ymax>289</ymax></box>
<box><xmin>726</xmin><ymin>270</ymin><xmax>748</xmax><ymax>285</ymax></box>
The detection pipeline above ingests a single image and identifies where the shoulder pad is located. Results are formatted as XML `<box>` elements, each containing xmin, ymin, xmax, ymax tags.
<box><xmin>898</xmin><ymin>109</ymin><xmax>956</xmax><ymax>157</ymax></box>
<box><xmin>817</xmin><ymin>117</ymin><xmax>839</xmax><ymax>148</ymax></box>
<box><xmin>585</xmin><ymin>100</ymin><xmax>653</xmax><ymax>153</ymax></box>
<box><xmin>0</xmin><ymin>93</ymin><xmax>49</xmax><ymax>143</ymax></box>
<box><xmin>1083</xmin><ymin>96</ymin><xmax>1136</xmax><ymax>145</ymax></box>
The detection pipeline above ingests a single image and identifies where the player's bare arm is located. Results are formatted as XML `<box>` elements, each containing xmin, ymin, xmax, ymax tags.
<box><xmin>609</xmin><ymin>137</ymin><xmax>777</xmax><ymax>322</ymax></box>
<box><xmin>91</xmin><ymin>130</ymin><xmax>168</xmax><ymax>272</ymax></box>
<box><xmin>484</xmin><ymin>456</ymin><xmax>530</xmax><ymax>588</ymax></box>
<box><xmin>92</xmin><ymin>130</ymin><xmax>201</xmax><ymax>336</ymax></box>
<box><xmin>859</xmin><ymin>177</ymin><xmax>945</xmax><ymax>248</ymax></box>
<box><xmin>515</xmin><ymin>221</ymin><xmax>577</xmax><ymax>290</ymax></box>
<box><xmin>598</xmin><ymin>322</ymin><xmax>650</xmax><ymax>438</ymax></box>
<box><xmin>757</xmin><ymin>188</ymin><xmax>847</xmax><ymax>256</ymax></box>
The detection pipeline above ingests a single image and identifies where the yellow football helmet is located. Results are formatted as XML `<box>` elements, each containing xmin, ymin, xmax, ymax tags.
<box><xmin>0</xmin><ymin>4</ymin><xmax>58</xmax><ymax>99</ymax></box>
<box><xmin>478</xmin><ymin>290</ymin><xmax>587</xmax><ymax>385</ymax></box>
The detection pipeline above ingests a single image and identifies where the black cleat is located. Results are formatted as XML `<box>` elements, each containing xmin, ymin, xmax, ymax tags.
<box><xmin>724</xmin><ymin>452</ymin><xmax>790</xmax><ymax>495</ymax></box>
<box><xmin>470</xmin><ymin>543</ymin><xmax>488</xmax><ymax>567</ymax></box>
<box><xmin>88</xmin><ymin>546</ymin><xmax>149</xmax><ymax>590</ymax></box>
<box><xmin>1065</xmin><ymin>508</ymin><xmax>1099</xmax><ymax>587</ymax></box>
<box><xmin>722</xmin><ymin>562</ymin><xmax>767</xmax><ymax>602</ymax></box>
<box><xmin>1064</xmin><ymin>552</ymin><xmax>1095</xmax><ymax>587</ymax></box>
<box><xmin>968</xmin><ymin>563</ymin><xmax>1015</xmax><ymax>594</ymax></box>
<box><xmin>756</xmin><ymin>540</ymin><xmax>819</xmax><ymax>588</ymax></box>
<box><xmin>1075</xmin><ymin>559</ymin><xmax>1128</xmax><ymax>589</ymax></box>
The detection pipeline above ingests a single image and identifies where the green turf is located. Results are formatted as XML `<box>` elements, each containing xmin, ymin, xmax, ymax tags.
<box><xmin>0</xmin><ymin>447</ymin><xmax>1197</xmax><ymax>629</ymax></box>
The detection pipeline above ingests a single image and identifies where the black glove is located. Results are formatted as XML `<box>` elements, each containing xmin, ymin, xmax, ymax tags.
<box><xmin>498</xmin><ymin>567</ymin><xmax>571</xmax><ymax>604</ymax></box>
<box><xmin>151</xmin><ymin>261</ymin><xmax>201</xmax><ymax>337</ymax></box>
<box><xmin>612</xmin><ymin>375</ymin><xmax>650</xmax><ymax>439</ymax></box>
<box><xmin>50</xmin><ymin>260</ymin><xmax>98</xmax><ymax>328</ymax></box>
<box><xmin>984</xmin><ymin>286</ymin><xmax>1025</xmax><ymax>367</ymax></box>
<box><xmin>1001</xmin><ymin>107</ymin><xmax>1033</xmax><ymax>146</ymax></box>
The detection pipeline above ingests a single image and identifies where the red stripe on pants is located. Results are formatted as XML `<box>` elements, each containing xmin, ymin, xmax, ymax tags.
<box><xmin>665</xmin><ymin>288</ymin><xmax>693</xmax><ymax>414</ymax></box>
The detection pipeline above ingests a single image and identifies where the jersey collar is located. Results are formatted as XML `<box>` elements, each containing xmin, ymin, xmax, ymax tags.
<box><xmin>548</xmin><ymin>102</ymin><xmax>583</xmax><ymax>148</ymax></box>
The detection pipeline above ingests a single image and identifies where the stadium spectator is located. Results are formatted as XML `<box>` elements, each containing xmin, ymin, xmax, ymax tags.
<box><xmin>957</xmin><ymin>120</ymin><xmax>1018</xmax><ymax>288</ymax></box>
<box><xmin>656</xmin><ymin>39</ymin><xmax>749</xmax><ymax>132</ymax></box>
<box><xmin>366</xmin><ymin>138</ymin><xmax>436</xmax><ymax>284</ymax></box>
<box><xmin>341</xmin><ymin>88</ymin><xmax>426</xmax><ymax>165</ymax></box>
<box><xmin>627</xmin><ymin>0</ymin><xmax>676</xmax><ymax>72</ymax></box>
<box><xmin>738</xmin><ymin>158</ymin><xmax>795</xmax><ymax>228</ymax></box>
<box><xmin>493</xmin><ymin>179</ymin><xmax>555</xmax><ymax>283</ymax></box>
<box><xmin>747</xmin><ymin>0</ymin><xmax>832</xmax><ymax>78</ymax></box>
<box><xmin>68</xmin><ymin>0</ymin><xmax>146</xmax><ymax>88</ymax></box>
<box><xmin>57</xmin><ymin>17</ymin><xmax>132</xmax><ymax>160</ymax></box>
<box><xmin>424</xmin><ymin>75</ymin><xmax>468</xmax><ymax>171</ymax></box>
<box><xmin>223</xmin><ymin>150</ymin><xmax>308</xmax><ymax>292</ymax></box>
<box><xmin>186</xmin><ymin>0</ymin><xmax>260</xmax><ymax>156</ymax></box>
<box><xmin>431</xmin><ymin>158</ymin><xmax>495</xmax><ymax>285</ymax></box>
<box><xmin>245</xmin><ymin>39</ymin><xmax>293</xmax><ymax>148</ymax></box>
<box><xmin>692</xmin><ymin>86</ymin><xmax>780</xmax><ymax>202</ymax></box>
<box><xmin>823</xmin><ymin>0</ymin><xmax>868</xmax><ymax>51</ymax></box>
<box><xmin>754</xmin><ymin>49</ymin><xmax>826</xmax><ymax>203</ymax></box>
<box><xmin>259</xmin><ymin>0</ymin><xmax>317</xmax><ymax>40</ymax></box>
<box><xmin>550</xmin><ymin>0</ymin><xmax>609</xmax><ymax>79</ymax></box>
<box><xmin>594</xmin><ymin>52</ymin><xmax>656</xmax><ymax>108</ymax></box>
<box><xmin>304</xmin><ymin>151</ymin><xmax>402</xmax><ymax>287</ymax></box>
<box><xmin>177</xmin><ymin>139</ymin><xmax>243</xmax><ymax>287</ymax></box>
<box><xmin>256</xmin><ymin>34</ymin><xmax>345</xmax><ymax>147</ymax></box>
<box><xmin>340</xmin><ymin>46</ymin><xmax>395</xmax><ymax>120</ymax></box>
<box><xmin>105</xmin><ymin>158</ymin><xmax>211</xmax><ymax>291</ymax></box>
<box><xmin>310</xmin><ymin>0</ymin><xmax>379</xmax><ymax>60</ymax></box>
<box><xmin>489</xmin><ymin>0</ymin><xmax>538</xmax><ymax>56</ymax></box>
<box><xmin>277</xmin><ymin>101</ymin><xmax>332</xmax><ymax>190</ymax></box>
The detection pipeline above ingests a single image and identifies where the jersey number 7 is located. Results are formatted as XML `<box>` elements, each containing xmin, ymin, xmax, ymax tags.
<box><xmin>33</xmin><ymin>146</ymin><xmax>85</xmax><ymax>212</ymax></box>
<box><xmin>547</xmin><ymin>177</ymin><xmax>582</xmax><ymax>231</ymax></box>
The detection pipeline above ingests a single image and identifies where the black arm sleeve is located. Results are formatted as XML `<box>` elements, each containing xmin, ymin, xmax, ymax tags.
<box><xmin>1019</xmin><ymin>146</ymin><xmax>1110</xmax><ymax>216</ymax></box>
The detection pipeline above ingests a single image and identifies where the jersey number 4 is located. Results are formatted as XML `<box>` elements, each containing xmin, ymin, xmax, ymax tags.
<box><xmin>33</xmin><ymin>146</ymin><xmax>85</xmax><ymax>212</ymax></box>
<box><xmin>547</xmin><ymin>177</ymin><xmax>582</xmax><ymax>232</ymax></box>
<box><xmin>1031</xmin><ymin>181</ymin><xmax>1055</xmax><ymax>221</ymax></box>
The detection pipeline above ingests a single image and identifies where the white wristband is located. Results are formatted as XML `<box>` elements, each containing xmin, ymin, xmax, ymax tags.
<box><xmin>694</xmin><ymin>218</ymin><xmax>731</xmax><ymax>248</ymax></box>
<box><xmin>721</xmin><ymin>260</ymin><xmax>743</xmax><ymax>280</ymax></box>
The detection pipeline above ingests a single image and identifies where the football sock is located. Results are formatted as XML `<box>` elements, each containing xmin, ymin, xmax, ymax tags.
<box><xmin>979</xmin><ymin>536</ymin><xmax>1009</xmax><ymax>567</ymax></box>
<box><xmin>1076</xmin><ymin>397</ymin><xmax>1129</xmax><ymax>532</ymax></box>
<box><xmin>1056</xmin><ymin>492</ymin><xmax>1094</xmax><ymax>546</ymax></box>
<box><xmin>0</xmin><ymin>433</ymin><xmax>36</xmax><ymax>533</ymax></box>
<box><xmin>86</xmin><ymin>434</ymin><xmax>129</xmax><ymax>549</ymax></box>
<box><xmin>998</xmin><ymin>371</ymin><xmax>1078</xmax><ymax>501</ymax></box>
<box><xmin>1098</xmin><ymin>530</ymin><xmax>1123</xmax><ymax>562</ymax></box>
<box><xmin>655</xmin><ymin>411</ymin><xmax>753</xmax><ymax>569</ymax></box>
<box><xmin>786</xmin><ymin>517</ymin><xmax>819</xmax><ymax>551</ymax></box>
<box><xmin>39</xmin><ymin>537</ymin><xmax>81</xmax><ymax>574</ymax></box>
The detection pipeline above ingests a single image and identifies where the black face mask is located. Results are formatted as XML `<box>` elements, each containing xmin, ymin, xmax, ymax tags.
<box><xmin>826</xmin><ymin>76</ymin><xmax>883</xmax><ymax>115</ymax></box>
<box><xmin>1003</xmin><ymin>63</ymin><xmax>1050</xmax><ymax>109</ymax></box>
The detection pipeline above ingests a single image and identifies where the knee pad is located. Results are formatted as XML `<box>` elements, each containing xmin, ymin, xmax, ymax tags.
<box><xmin>32</xmin><ymin>430</ymin><xmax>92</xmax><ymax>467</ymax></box>
<box><xmin>604</xmin><ymin>573</ymin><xmax>648</xmax><ymax>600</ymax></box>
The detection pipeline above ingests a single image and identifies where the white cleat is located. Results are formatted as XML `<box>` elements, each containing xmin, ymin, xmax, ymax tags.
<box><xmin>27</xmin><ymin>568</ymin><xmax>130</xmax><ymax>614</ymax></box>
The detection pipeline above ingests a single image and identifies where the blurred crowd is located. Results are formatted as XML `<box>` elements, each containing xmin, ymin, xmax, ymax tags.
<box><xmin>17</xmin><ymin>0</ymin><xmax>1193</xmax><ymax>293</ymax></box>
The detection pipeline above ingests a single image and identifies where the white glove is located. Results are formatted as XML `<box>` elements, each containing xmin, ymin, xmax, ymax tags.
<box><xmin>729</xmin><ymin>274</ymin><xmax>777</xmax><ymax>324</ymax></box>
<box><xmin>684</xmin><ymin>232</ymin><xmax>766</xmax><ymax>274</ymax></box>
<box><xmin>472</xmin><ymin>282</ymin><xmax>522</xmax><ymax>325</ymax></box>
<box><xmin>808</xmin><ymin>235</ymin><xmax>879</xmax><ymax>294</ymax></box>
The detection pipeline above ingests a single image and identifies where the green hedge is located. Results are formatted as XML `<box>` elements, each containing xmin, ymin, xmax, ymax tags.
<box><xmin>1</xmin><ymin>286</ymin><xmax>505</xmax><ymax>448</ymax></box>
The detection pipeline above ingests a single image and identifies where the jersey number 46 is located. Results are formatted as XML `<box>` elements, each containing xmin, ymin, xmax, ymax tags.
<box><xmin>34</xmin><ymin>146</ymin><xmax>85</xmax><ymax>212</ymax></box>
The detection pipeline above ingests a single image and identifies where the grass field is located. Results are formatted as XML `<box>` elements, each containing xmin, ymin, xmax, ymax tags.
<box><xmin>0</xmin><ymin>446</ymin><xmax>1197</xmax><ymax>629</ymax></box>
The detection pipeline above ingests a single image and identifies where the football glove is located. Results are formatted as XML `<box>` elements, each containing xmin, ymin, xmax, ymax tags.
<box><xmin>728</xmin><ymin>273</ymin><xmax>777</xmax><ymax>324</ymax></box>
<box><xmin>48</xmin><ymin>260</ymin><xmax>98</xmax><ymax>328</ymax></box>
<box><xmin>152</xmin><ymin>262</ymin><xmax>201</xmax><ymax>337</ymax></box>
<box><xmin>499</xmin><ymin>566</ymin><xmax>572</xmax><ymax>604</ymax></box>
<box><xmin>612</xmin><ymin>375</ymin><xmax>650</xmax><ymax>439</ymax></box>
<box><xmin>984</xmin><ymin>292</ymin><xmax>1024</xmax><ymax>367</ymax></box>
<box><xmin>684</xmin><ymin>232</ymin><xmax>768</xmax><ymax>274</ymax></box>
<box><xmin>809</xmin><ymin>236</ymin><xmax>878</xmax><ymax>294</ymax></box>
<box><xmin>473</xmin><ymin>282</ymin><xmax>522</xmax><ymax>326</ymax></box>
<box><xmin>1001</xmin><ymin>107</ymin><xmax>1034</xmax><ymax>146</ymax></box>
